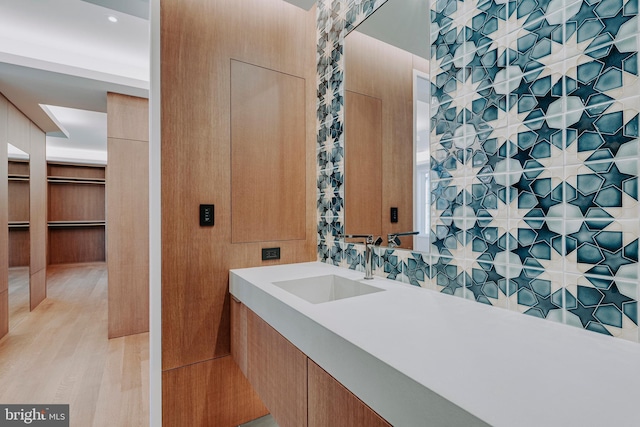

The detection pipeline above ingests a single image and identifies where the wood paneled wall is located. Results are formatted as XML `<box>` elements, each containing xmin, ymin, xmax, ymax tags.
<box><xmin>9</xmin><ymin>229</ymin><xmax>29</xmax><ymax>267</ymax></box>
<box><xmin>0</xmin><ymin>95</ymin><xmax>8</xmax><ymax>338</ymax></box>
<box><xmin>344</xmin><ymin>31</ymin><xmax>429</xmax><ymax>247</ymax></box>
<box><xmin>345</xmin><ymin>91</ymin><xmax>382</xmax><ymax>236</ymax></box>
<box><xmin>48</xmin><ymin>227</ymin><xmax>105</xmax><ymax>264</ymax></box>
<box><xmin>8</xmin><ymin>178</ymin><xmax>29</xmax><ymax>221</ymax></box>
<box><xmin>48</xmin><ymin>164</ymin><xmax>104</xmax><ymax>179</ymax></box>
<box><xmin>230</xmin><ymin>60</ymin><xmax>306</xmax><ymax>244</ymax></box>
<box><xmin>47</xmin><ymin>163</ymin><xmax>106</xmax><ymax>265</ymax></box>
<box><xmin>48</xmin><ymin>183</ymin><xmax>105</xmax><ymax>221</ymax></box>
<box><xmin>0</xmin><ymin>94</ymin><xmax>47</xmax><ymax>323</ymax></box>
<box><xmin>8</xmin><ymin>161</ymin><xmax>29</xmax><ymax>175</ymax></box>
<box><xmin>106</xmin><ymin>93</ymin><xmax>150</xmax><ymax>338</ymax></box>
<box><xmin>160</xmin><ymin>0</ymin><xmax>317</xmax><ymax>424</ymax></box>
<box><xmin>28</xmin><ymin>121</ymin><xmax>47</xmax><ymax>310</ymax></box>
<box><xmin>7</xmin><ymin>100</ymin><xmax>30</xmax><ymax>150</ymax></box>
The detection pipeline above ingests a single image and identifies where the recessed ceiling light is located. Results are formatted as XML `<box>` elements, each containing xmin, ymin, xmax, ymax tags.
<box><xmin>108</xmin><ymin>15</ymin><xmax>118</xmax><ymax>23</ymax></box>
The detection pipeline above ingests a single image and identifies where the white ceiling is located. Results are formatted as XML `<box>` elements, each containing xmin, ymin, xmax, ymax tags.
<box><xmin>7</xmin><ymin>143</ymin><xmax>28</xmax><ymax>160</ymax></box>
<box><xmin>81</xmin><ymin>0</ymin><xmax>150</xmax><ymax>19</ymax></box>
<box><xmin>0</xmin><ymin>0</ymin><xmax>417</xmax><ymax>164</ymax></box>
<box><xmin>0</xmin><ymin>0</ymin><xmax>320</xmax><ymax>164</ymax></box>
<box><xmin>44</xmin><ymin>106</ymin><xmax>108</xmax><ymax>164</ymax></box>
<box><xmin>0</xmin><ymin>0</ymin><xmax>150</xmax><ymax>163</ymax></box>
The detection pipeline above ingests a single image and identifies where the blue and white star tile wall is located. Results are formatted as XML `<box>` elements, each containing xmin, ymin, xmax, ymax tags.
<box><xmin>427</xmin><ymin>0</ymin><xmax>640</xmax><ymax>337</ymax></box>
<box><xmin>509</xmin><ymin>267</ymin><xmax>564</xmax><ymax>321</ymax></box>
<box><xmin>565</xmin><ymin>274</ymin><xmax>638</xmax><ymax>341</ymax></box>
<box><xmin>404</xmin><ymin>251</ymin><xmax>433</xmax><ymax>288</ymax></box>
<box><xmin>341</xmin><ymin>242</ymin><xmax>365</xmax><ymax>271</ymax></box>
<box><xmin>316</xmin><ymin>0</ymin><xmax>640</xmax><ymax>342</ymax></box>
<box><xmin>315</xmin><ymin>0</ymin><xmax>387</xmax><ymax>270</ymax></box>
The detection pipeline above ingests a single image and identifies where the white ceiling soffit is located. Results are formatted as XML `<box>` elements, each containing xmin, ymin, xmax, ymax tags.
<box><xmin>45</xmin><ymin>105</ymin><xmax>108</xmax><ymax>165</ymax></box>
<box><xmin>356</xmin><ymin>0</ymin><xmax>430</xmax><ymax>60</ymax></box>
<box><xmin>81</xmin><ymin>0</ymin><xmax>149</xmax><ymax>19</ymax></box>
<box><xmin>0</xmin><ymin>61</ymin><xmax>147</xmax><ymax>134</ymax></box>
<box><xmin>8</xmin><ymin>143</ymin><xmax>29</xmax><ymax>161</ymax></box>
<box><xmin>0</xmin><ymin>0</ymin><xmax>149</xmax><ymax>132</ymax></box>
<box><xmin>40</xmin><ymin>105</ymin><xmax>70</xmax><ymax>139</ymax></box>
<box><xmin>44</xmin><ymin>105</ymin><xmax>107</xmax><ymax>152</ymax></box>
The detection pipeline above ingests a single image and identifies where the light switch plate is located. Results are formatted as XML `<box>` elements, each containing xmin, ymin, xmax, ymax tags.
<box><xmin>200</xmin><ymin>204</ymin><xmax>214</xmax><ymax>226</ymax></box>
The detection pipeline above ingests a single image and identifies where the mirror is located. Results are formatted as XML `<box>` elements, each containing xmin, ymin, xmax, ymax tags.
<box><xmin>414</xmin><ymin>72</ymin><xmax>430</xmax><ymax>252</ymax></box>
<box><xmin>343</xmin><ymin>0</ymin><xmax>430</xmax><ymax>249</ymax></box>
<box><xmin>7</xmin><ymin>143</ymin><xmax>29</xmax><ymax>327</ymax></box>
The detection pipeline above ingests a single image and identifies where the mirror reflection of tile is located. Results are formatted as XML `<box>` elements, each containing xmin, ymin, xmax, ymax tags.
<box><xmin>316</xmin><ymin>0</ymin><xmax>640</xmax><ymax>342</ymax></box>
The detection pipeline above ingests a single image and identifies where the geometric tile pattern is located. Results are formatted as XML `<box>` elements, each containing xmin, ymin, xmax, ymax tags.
<box><xmin>427</xmin><ymin>0</ymin><xmax>640</xmax><ymax>341</ymax></box>
<box><xmin>565</xmin><ymin>274</ymin><xmax>638</xmax><ymax>340</ymax></box>
<box><xmin>316</xmin><ymin>0</ymin><xmax>640</xmax><ymax>342</ymax></box>
<box><xmin>316</xmin><ymin>0</ymin><xmax>388</xmax><ymax>268</ymax></box>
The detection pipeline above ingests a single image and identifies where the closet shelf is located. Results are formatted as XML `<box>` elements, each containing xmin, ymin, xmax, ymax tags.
<box><xmin>9</xmin><ymin>221</ymin><xmax>29</xmax><ymax>229</ymax></box>
<box><xmin>48</xmin><ymin>177</ymin><xmax>106</xmax><ymax>185</ymax></box>
<box><xmin>8</xmin><ymin>174</ymin><xmax>29</xmax><ymax>181</ymax></box>
<box><xmin>47</xmin><ymin>163</ymin><xmax>106</xmax><ymax>264</ymax></box>
<box><xmin>48</xmin><ymin>220</ymin><xmax>106</xmax><ymax>228</ymax></box>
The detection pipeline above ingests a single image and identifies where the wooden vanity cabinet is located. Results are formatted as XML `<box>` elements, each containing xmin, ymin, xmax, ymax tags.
<box><xmin>308</xmin><ymin>360</ymin><xmax>391</xmax><ymax>427</ymax></box>
<box><xmin>232</xmin><ymin>299</ymin><xmax>307</xmax><ymax>427</ymax></box>
<box><xmin>247</xmin><ymin>308</ymin><xmax>307</xmax><ymax>427</ymax></box>
<box><xmin>231</xmin><ymin>299</ymin><xmax>391</xmax><ymax>427</ymax></box>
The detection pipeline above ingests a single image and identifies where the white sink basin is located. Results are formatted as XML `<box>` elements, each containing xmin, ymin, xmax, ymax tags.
<box><xmin>272</xmin><ymin>274</ymin><xmax>384</xmax><ymax>304</ymax></box>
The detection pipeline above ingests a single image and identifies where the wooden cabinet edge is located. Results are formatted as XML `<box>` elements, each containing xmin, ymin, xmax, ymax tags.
<box><xmin>231</xmin><ymin>297</ymin><xmax>248</xmax><ymax>376</ymax></box>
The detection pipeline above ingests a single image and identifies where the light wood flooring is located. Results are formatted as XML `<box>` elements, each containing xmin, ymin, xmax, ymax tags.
<box><xmin>0</xmin><ymin>263</ymin><xmax>149</xmax><ymax>427</ymax></box>
<box><xmin>8</xmin><ymin>266</ymin><xmax>30</xmax><ymax>330</ymax></box>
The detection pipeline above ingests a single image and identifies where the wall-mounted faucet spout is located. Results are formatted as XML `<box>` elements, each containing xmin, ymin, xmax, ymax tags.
<box><xmin>387</xmin><ymin>231</ymin><xmax>419</xmax><ymax>248</ymax></box>
<box><xmin>338</xmin><ymin>234</ymin><xmax>382</xmax><ymax>279</ymax></box>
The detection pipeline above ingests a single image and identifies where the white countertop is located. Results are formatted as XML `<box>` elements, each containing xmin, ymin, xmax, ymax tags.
<box><xmin>230</xmin><ymin>262</ymin><xmax>640</xmax><ymax>427</ymax></box>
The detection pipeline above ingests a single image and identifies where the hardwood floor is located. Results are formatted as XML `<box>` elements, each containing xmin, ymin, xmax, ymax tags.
<box><xmin>8</xmin><ymin>266</ymin><xmax>29</xmax><ymax>330</ymax></box>
<box><xmin>0</xmin><ymin>263</ymin><xmax>149</xmax><ymax>427</ymax></box>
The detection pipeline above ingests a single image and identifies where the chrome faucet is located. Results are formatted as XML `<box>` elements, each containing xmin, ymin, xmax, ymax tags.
<box><xmin>339</xmin><ymin>234</ymin><xmax>382</xmax><ymax>279</ymax></box>
<box><xmin>387</xmin><ymin>231</ymin><xmax>419</xmax><ymax>248</ymax></box>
